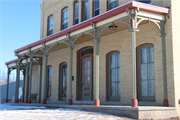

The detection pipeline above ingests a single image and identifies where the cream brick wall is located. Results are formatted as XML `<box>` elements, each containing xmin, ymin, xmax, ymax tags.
<box><xmin>40</xmin><ymin>0</ymin><xmax>172</xmax><ymax>39</ymax></box>
<box><xmin>36</xmin><ymin>0</ymin><xmax>180</xmax><ymax>108</ymax></box>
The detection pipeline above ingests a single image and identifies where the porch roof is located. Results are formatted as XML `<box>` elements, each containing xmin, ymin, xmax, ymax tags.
<box><xmin>6</xmin><ymin>1</ymin><xmax>169</xmax><ymax>65</ymax></box>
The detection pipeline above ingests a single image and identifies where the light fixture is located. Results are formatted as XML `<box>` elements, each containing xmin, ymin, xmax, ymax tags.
<box><xmin>109</xmin><ymin>25</ymin><xmax>117</xmax><ymax>30</ymax></box>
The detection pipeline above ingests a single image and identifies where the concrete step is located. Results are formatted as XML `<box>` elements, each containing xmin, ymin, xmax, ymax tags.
<box><xmin>73</xmin><ymin>101</ymin><xmax>94</xmax><ymax>105</ymax></box>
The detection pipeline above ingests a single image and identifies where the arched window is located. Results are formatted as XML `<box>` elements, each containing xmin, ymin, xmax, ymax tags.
<box><xmin>93</xmin><ymin>0</ymin><xmax>99</xmax><ymax>17</ymax></box>
<box><xmin>107</xmin><ymin>0</ymin><xmax>119</xmax><ymax>11</ymax></box>
<box><xmin>61</xmin><ymin>7</ymin><xmax>68</xmax><ymax>30</ymax></box>
<box><xmin>47</xmin><ymin>66</ymin><xmax>52</xmax><ymax>98</ymax></box>
<box><xmin>47</xmin><ymin>15</ymin><xmax>53</xmax><ymax>36</ymax></box>
<box><xmin>59</xmin><ymin>62</ymin><xmax>67</xmax><ymax>101</ymax></box>
<box><xmin>74</xmin><ymin>0</ymin><xmax>79</xmax><ymax>25</ymax></box>
<box><xmin>82</xmin><ymin>0</ymin><xmax>90</xmax><ymax>21</ymax></box>
<box><xmin>106</xmin><ymin>51</ymin><xmax>120</xmax><ymax>101</ymax></box>
<box><xmin>137</xmin><ymin>44</ymin><xmax>155</xmax><ymax>101</ymax></box>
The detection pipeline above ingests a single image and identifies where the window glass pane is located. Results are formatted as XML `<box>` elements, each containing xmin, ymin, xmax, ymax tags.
<box><xmin>84</xmin><ymin>61</ymin><xmax>88</xmax><ymax>68</ymax></box>
<box><xmin>148</xmin><ymin>47</ymin><xmax>154</xmax><ymax>62</ymax></box>
<box><xmin>49</xmin><ymin>67</ymin><xmax>52</xmax><ymax>77</ymax></box>
<box><xmin>141</xmin><ymin>48</ymin><xmax>147</xmax><ymax>63</ymax></box>
<box><xmin>139</xmin><ymin>0</ymin><xmax>151</xmax><ymax>4</ymax></box>
<box><xmin>75</xmin><ymin>18</ymin><xmax>79</xmax><ymax>24</ymax></box>
<box><xmin>85</xmin><ymin>0</ymin><xmax>90</xmax><ymax>20</ymax></box>
<box><xmin>110</xmin><ymin>54</ymin><xmax>115</xmax><ymax>68</ymax></box>
<box><xmin>75</xmin><ymin>2</ymin><xmax>79</xmax><ymax>19</ymax></box>
<box><xmin>110</xmin><ymin>69</ymin><xmax>115</xmax><ymax>82</ymax></box>
<box><xmin>85</xmin><ymin>68</ymin><xmax>90</xmax><ymax>76</ymax></box>
<box><xmin>94</xmin><ymin>9</ymin><xmax>99</xmax><ymax>16</ymax></box>
<box><xmin>94</xmin><ymin>0</ymin><xmax>99</xmax><ymax>9</ymax></box>
<box><xmin>148</xmin><ymin>80</ymin><xmax>155</xmax><ymax>96</ymax></box>
<box><xmin>109</xmin><ymin>0</ymin><xmax>119</xmax><ymax>10</ymax></box>
<box><xmin>141</xmin><ymin>64</ymin><xmax>147</xmax><ymax>80</ymax></box>
<box><xmin>84</xmin><ymin>76</ymin><xmax>90</xmax><ymax>84</ymax></box>
<box><xmin>118</xmin><ymin>82</ymin><xmax>120</xmax><ymax>96</ymax></box>
<box><xmin>116</xmin><ymin>68</ymin><xmax>120</xmax><ymax>82</ymax></box>
<box><xmin>111</xmin><ymin>83</ymin><xmax>115</xmax><ymax>97</ymax></box>
<box><xmin>148</xmin><ymin>63</ymin><xmax>154</xmax><ymax>79</ymax></box>
<box><xmin>141</xmin><ymin>80</ymin><xmax>148</xmax><ymax>96</ymax></box>
<box><xmin>116</xmin><ymin>53</ymin><xmax>120</xmax><ymax>67</ymax></box>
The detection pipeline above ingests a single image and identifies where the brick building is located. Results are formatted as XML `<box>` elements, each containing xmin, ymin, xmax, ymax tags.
<box><xmin>5</xmin><ymin>0</ymin><xmax>180</xmax><ymax>116</ymax></box>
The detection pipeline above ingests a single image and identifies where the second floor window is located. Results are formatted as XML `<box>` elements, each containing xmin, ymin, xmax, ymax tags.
<box><xmin>75</xmin><ymin>1</ymin><xmax>79</xmax><ymax>25</ymax></box>
<box><xmin>108</xmin><ymin>0</ymin><xmax>119</xmax><ymax>10</ymax></box>
<box><xmin>94</xmin><ymin>0</ymin><xmax>99</xmax><ymax>17</ymax></box>
<box><xmin>138</xmin><ymin>0</ymin><xmax>151</xmax><ymax>4</ymax></box>
<box><xmin>62</xmin><ymin>7</ymin><xmax>68</xmax><ymax>30</ymax></box>
<box><xmin>48</xmin><ymin>15</ymin><xmax>53</xmax><ymax>36</ymax></box>
<box><xmin>82</xmin><ymin>0</ymin><xmax>90</xmax><ymax>21</ymax></box>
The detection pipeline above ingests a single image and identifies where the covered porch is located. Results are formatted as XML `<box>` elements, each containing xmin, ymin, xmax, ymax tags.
<box><xmin>5</xmin><ymin>1</ymin><xmax>170</xmax><ymax>107</ymax></box>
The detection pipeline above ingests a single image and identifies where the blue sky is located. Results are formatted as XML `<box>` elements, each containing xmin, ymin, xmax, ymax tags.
<box><xmin>0</xmin><ymin>0</ymin><xmax>42</xmax><ymax>80</ymax></box>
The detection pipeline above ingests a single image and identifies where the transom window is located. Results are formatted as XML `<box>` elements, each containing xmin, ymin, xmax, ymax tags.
<box><xmin>94</xmin><ymin>0</ymin><xmax>99</xmax><ymax>17</ymax></box>
<box><xmin>48</xmin><ymin>15</ymin><xmax>53</xmax><ymax>36</ymax></box>
<box><xmin>107</xmin><ymin>51</ymin><xmax>120</xmax><ymax>101</ymax></box>
<box><xmin>108</xmin><ymin>0</ymin><xmax>119</xmax><ymax>10</ymax></box>
<box><xmin>75</xmin><ymin>1</ymin><xmax>79</xmax><ymax>25</ymax></box>
<box><xmin>82</xmin><ymin>0</ymin><xmax>90</xmax><ymax>21</ymax></box>
<box><xmin>47</xmin><ymin>66</ymin><xmax>52</xmax><ymax>98</ymax></box>
<box><xmin>62</xmin><ymin>7</ymin><xmax>68</xmax><ymax>30</ymax></box>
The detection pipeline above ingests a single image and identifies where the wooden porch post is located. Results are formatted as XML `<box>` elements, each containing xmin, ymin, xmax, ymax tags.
<box><xmin>93</xmin><ymin>29</ymin><xmax>100</xmax><ymax>106</ymax></box>
<box><xmin>25</xmin><ymin>63</ymin><xmax>29</xmax><ymax>103</ymax></box>
<box><xmin>15</xmin><ymin>60</ymin><xmax>20</xmax><ymax>103</ymax></box>
<box><xmin>6</xmin><ymin>67</ymin><xmax>10</xmax><ymax>103</ymax></box>
<box><xmin>160</xmin><ymin>21</ymin><xmax>168</xmax><ymax>106</ymax></box>
<box><xmin>22</xmin><ymin>69</ymin><xmax>26</xmax><ymax>102</ymax></box>
<box><xmin>68</xmin><ymin>39</ymin><xmax>73</xmax><ymax>105</ymax></box>
<box><xmin>42</xmin><ymin>49</ymin><xmax>48</xmax><ymax>104</ymax></box>
<box><xmin>38</xmin><ymin>57</ymin><xmax>42</xmax><ymax>103</ymax></box>
<box><xmin>28</xmin><ymin>53</ymin><xmax>33</xmax><ymax>103</ymax></box>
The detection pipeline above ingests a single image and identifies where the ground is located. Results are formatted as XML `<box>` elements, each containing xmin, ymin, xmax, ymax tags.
<box><xmin>0</xmin><ymin>104</ymin><xmax>132</xmax><ymax>120</ymax></box>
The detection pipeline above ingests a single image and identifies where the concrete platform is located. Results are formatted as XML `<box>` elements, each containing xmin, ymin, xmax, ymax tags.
<box><xmin>10</xmin><ymin>103</ymin><xmax>178</xmax><ymax>119</ymax></box>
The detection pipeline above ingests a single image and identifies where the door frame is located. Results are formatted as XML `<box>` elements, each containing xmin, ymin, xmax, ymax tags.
<box><xmin>59</xmin><ymin>62</ymin><xmax>67</xmax><ymax>101</ymax></box>
<box><xmin>76</xmin><ymin>46</ymin><xmax>94</xmax><ymax>101</ymax></box>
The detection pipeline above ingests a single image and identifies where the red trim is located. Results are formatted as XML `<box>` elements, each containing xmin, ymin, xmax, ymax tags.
<box><xmin>38</xmin><ymin>99</ymin><xmax>41</xmax><ymax>103</ymax></box>
<box><xmin>92</xmin><ymin>0</ymin><xmax>94</xmax><ymax>17</ymax></box>
<box><xmin>47</xmin><ymin>14</ymin><xmax>53</xmax><ymax>36</ymax></box>
<box><xmin>84</xmin><ymin>87</ymin><xmax>90</xmax><ymax>90</ymax></box>
<box><xmin>28</xmin><ymin>99</ymin><xmax>31</xmax><ymax>103</ymax></box>
<box><xmin>42</xmin><ymin>99</ymin><xmax>46</xmax><ymax>104</ymax></box>
<box><xmin>61</xmin><ymin>6</ymin><xmax>68</xmax><ymax>30</ymax></box>
<box><xmin>79</xmin><ymin>55</ymin><xmax>93</xmax><ymax>61</ymax></box>
<box><xmin>68</xmin><ymin>99</ymin><xmax>72</xmax><ymax>105</ymax></box>
<box><xmin>94</xmin><ymin>99</ymin><xmax>100</xmax><ymax>106</ymax></box>
<box><xmin>106</xmin><ymin>50</ymin><xmax>120</xmax><ymax>101</ymax></box>
<box><xmin>13</xmin><ymin>1</ymin><xmax>169</xmax><ymax>55</ymax></box>
<box><xmin>6</xmin><ymin>99</ymin><xmax>8</xmax><ymax>103</ymax></box>
<box><xmin>163</xmin><ymin>99</ymin><xmax>169</xmax><ymax>106</ymax></box>
<box><xmin>22</xmin><ymin>99</ymin><xmax>24</xmax><ymax>102</ymax></box>
<box><xmin>136</xmin><ymin>43</ymin><xmax>153</xmax><ymax>99</ymax></box>
<box><xmin>131</xmin><ymin>99</ymin><xmax>138</xmax><ymax>107</ymax></box>
<box><xmin>14</xmin><ymin>99</ymin><xmax>19</xmax><ymax>103</ymax></box>
<box><xmin>58</xmin><ymin>62</ymin><xmax>67</xmax><ymax>101</ymax></box>
<box><xmin>84</xmin><ymin>93</ymin><xmax>90</xmax><ymax>96</ymax></box>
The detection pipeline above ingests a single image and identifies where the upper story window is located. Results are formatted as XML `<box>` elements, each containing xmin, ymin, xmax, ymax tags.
<box><xmin>93</xmin><ymin>0</ymin><xmax>99</xmax><ymax>17</ymax></box>
<box><xmin>82</xmin><ymin>0</ymin><xmax>90</xmax><ymax>21</ymax></box>
<box><xmin>74</xmin><ymin>1</ymin><xmax>79</xmax><ymax>25</ymax></box>
<box><xmin>138</xmin><ymin>0</ymin><xmax>151</xmax><ymax>4</ymax></box>
<box><xmin>48</xmin><ymin>15</ymin><xmax>53</xmax><ymax>36</ymax></box>
<box><xmin>108</xmin><ymin>0</ymin><xmax>119</xmax><ymax>10</ymax></box>
<box><xmin>62</xmin><ymin>7</ymin><xmax>68</xmax><ymax>30</ymax></box>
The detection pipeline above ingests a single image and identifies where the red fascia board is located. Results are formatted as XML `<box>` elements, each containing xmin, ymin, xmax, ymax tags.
<box><xmin>14</xmin><ymin>1</ymin><xmax>169</xmax><ymax>53</ymax></box>
<box><xmin>5</xmin><ymin>59</ymin><xmax>18</xmax><ymax>65</ymax></box>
